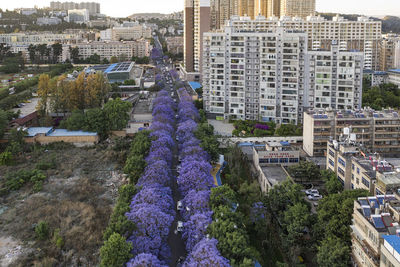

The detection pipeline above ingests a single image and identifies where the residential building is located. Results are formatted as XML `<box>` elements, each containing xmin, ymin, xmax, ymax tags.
<box><xmin>100</xmin><ymin>29</ymin><xmax>112</xmax><ymax>41</ymax></box>
<box><xmin>50</xmin><ymin>1</ymin><xmax>100</xmax><ymax>15</ymax></box>
<box><xmin>203</xmin><ymin>17</ymin><xmax>363</xmax><ymax>124</ymax></box>
<box><xmin>387</xmin><ymin>69</ymin><xmax>400</xmax><ymax>88</ymax></box>
<box><xmin>0</xmin><ymin>32</ymin><xmax>82</xmax><ymax>45</ymax></box>
<box><xmin>280</xmin><ymin>0</ymin><xmax>315</xmax><ymax>18</ymax></box>
<box><xmin>351</xmin><ymin>195</ymin><xmax>400</xmax><ymax>267</ymax></box>
<box><xmin>326</xmin><ymin>139</ymin><xmax>400</xmax><ymax>192</ymax></box>
<box><xmin>65</xmin><ymin>40</ymin><xmax>150</xmax><ymax>61</ymax></box>
<box><xmin>37</xmin><ymin>17</ymin><xmax>62</xmax><ymax>26</ymax></box>
<box><xmin>109</xmin><ymin>25</ymin><xmax>152</xmax><ymax>41</ymax></box>
<box><xmin>183</xmin><ymin>0</ymin><xmax>211</xmax><ymax>81</ymax></box>
<box><xmin>16</xmin><ymin>8</ymin><xmax>37</xmax><ymax>16</ymax></box>
<box><xmin>371</xmin><ymin>71</ymin><xmax>389</xmax><ymax>87</ymax></box>
<box><xmin>166</xmin><ymin>36</ymin><xmax>184</xmax><ymax>54</ymax></box>
<box><xmin>306</xmin><ymin>42</ymin><xmax>363</xmax><ymax>110</ymax></box>
<box><xmin>85</xmin><ymin>62</ymin><xmax>136</xmax><ymax>83</ymax></box>
<box><xmin>380</xmin><ymin>36</ymin><xmax>400</xmax><ymax>71</ymax></box>
<box><xmin>380</xmin><ymin>235</ymin><xmax>400</xmax><ymax>267</ymax></box>
<box><xmin>304</xmin><ymin>109</ymin><xmax>400</xmax><ymax>157</ymax></box>
<box><xmin>238</xmin><ymin>0</ymin><xmax>255</xmax><ymax>18</ymax></box>
<box><xmin>66</xmin><ymin>9</ymin><xmax>90</xmax><ymax>23</ymax></box>
<box><xmin>227</xmin><ymin>15</ymin><xmax>381</xmax><ymax>70</ymax></box>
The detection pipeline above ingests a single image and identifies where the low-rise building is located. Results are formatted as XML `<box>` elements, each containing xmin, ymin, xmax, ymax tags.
<box><xmin>387</xmin><ymin>69</ymin><xmax>400</xmax><ymax>88</ymax></box>
<box><xmin>372</xmin><ymin>71</ymin><xmax>389</xmax><ymax>87</ymax></box>
<box><xmin>16</xmin><ymin>8</ymin><xmax>37</xmax><ymax>16</ymax></box>
<box><xmin>66</xmin><ymin>9</ymin><xmax>90</xmax><ymax>23</ymax></box>
<box><xmin>303</xmin><ymin>109</ymin><xmax>400</xmax><ymax>157</ymax></box>
<box><xmin>380</xmin><ymin>235</ymin><xmax>400</xmax><ymax>267</ymax></box>
<box><xmin>166</xmin><ymin>36</ymin><xmax>183</xmax><ymax>54</ymax></box>
<box><xmin>37</xmin><ymin>17</ymin><xmax>62</xmax><ymax>26</ymax></box>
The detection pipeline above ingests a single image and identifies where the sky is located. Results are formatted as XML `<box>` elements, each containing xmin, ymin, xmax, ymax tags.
<box><xmin>1</xmin><ymin>0</ymin><xmax>400</xmax><ymax>18</ymax></box>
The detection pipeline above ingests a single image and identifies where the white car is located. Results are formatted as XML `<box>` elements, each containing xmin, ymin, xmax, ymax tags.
<box><xmin>177</xmin><ymin>201</ymin><xmax>183</xmax><ymax>210</ymax></box>
<box><xmin>308</xmin><ymin>193</ymin><xmax>323</xmax><ymax>201</ymax></box>
<box><xmin>177</xmin><ymin>221</ymin><xmax>184</xmax><ymax>232</ymax></box>
<box><xmin>305</xmin><ymin>189</ymin><xmax>319</xmax><ymax>196</ymax></box>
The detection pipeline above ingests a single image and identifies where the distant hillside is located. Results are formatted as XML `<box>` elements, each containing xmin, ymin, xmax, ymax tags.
<box><xmin>317</xmin><ymin>13</ymin><xmax>400</xmax><ymax>34</ymax></box>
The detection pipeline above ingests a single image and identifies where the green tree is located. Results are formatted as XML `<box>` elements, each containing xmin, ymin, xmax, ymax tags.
<box><xmin>210</xmin><ymin>185</ymin><xmax>237</xmax><ymax>210</ymax></box>
<box><xmin>283</xmin><ymin>203</ymin><xmax>311</xmax><ymax>247</ymax></box>
<box><xmin>317</xmin><ymin>236</ymin><xmax>351</xmax><ymax>267</ymax></box>
<box><xmin>51</xmin><ymin>43</ymin><xmax>63</xmax><ymax>63</ymax></box>
<box><xmin>100</xmin><ymin>233</ymin><xmax>132</xmax><ymax>267</ymax></box>
<box><xmin>110</xmin><ymin>56</ymin><xmax>118</xmax><ymax>64</ymax></box>
<box><xmin>35</xmin><ymin>221</ymin><xmax>50</xmax><ymax>240</ymax></box>
<box><xmin>124</xmin><ymin>154</ymin><xmax>146</xmax><ymax>183</ymax></box>
<box><xmin>288</xmin><ymin>161</ymin><xmax>321</xmax><ymax>183</ymax></box>
<box><xmin>60</xmin><ymin>110</ymin><xmax>86</xmax><ymax>130</ymax></box>
<box><xmin>84</xmin><ymin>108</ymin><xmax>108</xmax><ymax>137</ymax></box>
<box><xmin>103</xmin><ymin>98</ymin><xmax>132</xmax><ymax>131</ymax></box>
<box><xmin>0</xmin><ymin>109</ymin><xmax>7</xmax><ymax>139</ymax></box>
<box><xmin>322</xmin><ymin>170</ymin><xmax>343</xmax><ymax>194</ymax></box>
<box><xmin>275</xmin><ymin>124</ymin><xmax>302</xmax><ymax>136</ymax></box>
<box><xmin>70</xmin><ymin>47</ymin><xmax>80</xmax><ymax>63</ymax></box>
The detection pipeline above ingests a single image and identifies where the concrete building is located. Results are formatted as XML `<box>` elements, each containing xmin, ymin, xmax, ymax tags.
<box><xmin>109</xmin><ymin>25</ymin><xmax>152</xmax><ymax>41</ymax></box>
<box><xmin>306</xmin><ymin>42</ymin><xmax>363</xmax><ymax>110</ymax></box>
<box><xmin>0</xmin><ymin>32</ymin><xmax>82</xmax><ymax>45</ymax></box>
<box><xmin>166</xmin><ymin>36</ymin><xmax>184</xmax><ymax>54</ymax></box>
<box><xmin>66</xmin><ymin>9</ymin><xmax>90</xmax><ymax>23</ymax></box>
<box><xmin>203</xmin><ymin>17</ymin><xmax>363</xmax><ymax>124</ymax></box>
<box><xmin>280</xmin><ymin>0</ymin><xmax>315</xmax><ymax>19</ymax></box>
<box><xmin>387</xmin><ymin>69</ymin><xmax>400</xmax><ymax>88</ymax></box>
<box><xmin>371</xmin><ymin>71</ymin><xmax>389</xmax><ymax>87</ymax></box>
<box><xmin>351</xmin><ymin>195</ymin><xmax>400</xmax><ymax>267</ymax></box>
<box><xmin>227</xmin><ymin>15</ymin><xmax>381</xmax><ymax>70</ymax></box>
<box><xmin>326</xmin><ymin>138</ymin><xmax>400</xmax><ymax>192</ymax></box>
<box><xmin>50</xmin><ymin>1</ymin><xmax>100</xmax><ymax>15</ymax></box>
<box><xmin>183</xmin><ymin>0</ymin><xmax>211</xmax><ymax>81</ymax></box>
<box><xmin>16</xmin><ymin>8</ymin><xmax>37</xmax><ymax>16</ymax></box>
<box><xmin>304</xmin><ymin>109</ymin><xmax>400</xmax><ymax>157</ymax></box>
<box><xmin>65</xmin><ymin>40</ymin><xmax>150</xmax><ymax>61</ymax></box>
<box><xmin>37</xmin><ymin>17</ymin><xmax>62</xmax><ymax>26</ymax></box>
<box><xmin>380</xmin><ymin>235</ymin><xmax>400</xmax><ymax>267</ymax></box>
<box><xmin>380</xmin><ymin>37</ymin><xmax>400</xmax><ymax>71</ymax></box>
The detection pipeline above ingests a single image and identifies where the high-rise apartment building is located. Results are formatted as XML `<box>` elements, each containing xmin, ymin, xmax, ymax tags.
<box><xmin>380</xmin><ymin>35</ymin><xmax>400</xmax><ymax>71</ymax></box>
<box><xmin>227</xmin><ymin>15</ymin><xmax>381</xmax><ymax>70</ymax></box>
<box><xmin>280</xmin><ymin>0</ymin><xmax>315</xmax><ymax>18</ymax></box>
<box><xmin>183</xmin><ymin>0</ymin><xmax>211</xmax><ymax>80</ymax></box>
<box><xmin>50</xmin><ymin>1</ymin><xmax>100</xmax><ymax>15</ymax></box>
<box><xmin>202</xmin><ymin>17</ymin><xmax>363</xmax><ymax>124</ymax></box>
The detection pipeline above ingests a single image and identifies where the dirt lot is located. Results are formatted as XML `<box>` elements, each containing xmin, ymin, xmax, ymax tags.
<box><xmin>0</xmin><ymin>144</ymin><xmax>127</xmax><ymax>266</ymax></box>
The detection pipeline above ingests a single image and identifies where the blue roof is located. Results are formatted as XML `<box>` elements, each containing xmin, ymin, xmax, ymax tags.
<box><xmin>383</xmin><ymin>235</ymin><xmax>400</xmax><ymax>254</ymax></box>
<box><xmin>48</xmin><ymin>129</ymin><xmax>97</xmax><ymax>137</ymax></box>
<box><xmin>26</xmin><ymin>127</ymin><xmax>53</xmax><ymax>137</ymax></box>
<box><xmin>280</xmin><ymin>141</ymin><xmax>290</xmax><ymax>146</ymax></box>
<box><xmin>188</xmin><ymin>81</ymin><xmax>202</xmax><ymax>90</ymax></box>
<box><xmin>238</xmin><ymin>142</ymin><xmax>253</xmax><ymax>147</ymax></box>
<box><xmin>104</xmin><ymin>63</ymin><xmax>118</xmax><ymax>73</ymax></box>
<box><xmin>389</xmin><ymin>69</ymin><xmax>400</xmax><ymax>73</ymax></box>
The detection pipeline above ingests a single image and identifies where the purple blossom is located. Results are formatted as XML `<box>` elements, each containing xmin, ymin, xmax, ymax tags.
<box><xmin>250</xmin><ymin>202</ymin><xmax>266</xmax><ymax>223</ymax></box>
<box><xmin>177</xmin><ymin>120</ymin><xmax>198</xmax><ymax>142</ymax></box>
<box><xmin>126</xmin><ymin>234</ymin><xmax>163</xmax><ymax>259</ymax></box>
<box><xmin>146</xmin><ymin>146</ymin><xmax>173</xmax><ymax>166</ymax></box>
<box><xmin>183</xmin><ymin>238</ymin><xmax>230</xmax><ymax>267</ymax></box>
<box><xmin>150</xmin><ymin>122</ymin><xmax>174</xmax><ymax>136</ymax></box>
<box><xmin>127</xmin><ymin>253</ymin><xmax>168</xmax><ymax>267</ymax></box>
<box><xmin>125</xmin><ymin>203</ymin><xmax>173</xmax><ymax>241</ymax></box>
<box><xmin>130</xmin><ymin>186</ymin><xmax>175</xmax><ymax>216</ymax></box>
<box><xmin>255</xmin><ymin>124</ymin><xmax>269</xmax><ymax>131</ymax></box>
<box><xmin>177</xmin><ymin>160</ymin><xmax>215</xmax><ymax>196</ymax></box>
<box><xmin>181</xmin><ymin>190</ymin><xmax>211</xmax><ymax>220</ymax></box>
<box><xmin>182</xmin><ymin>212</ymin><xmax>213</xmax><ymax>252</ymax></box>
<box><xmin>138</xmin><ymin>160</ymin><xmax>171</xmax><ymax>188</ymax></box>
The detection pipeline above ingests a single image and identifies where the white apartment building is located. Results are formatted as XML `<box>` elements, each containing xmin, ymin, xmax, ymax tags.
<box><xmin>229</xmin><ymin>15</ymin><xmax>381</xmax><ymax>70</ymax></box>
<box><xmin>37</xmin><ymin>17</ymin><xmax>62</xmax><ymax>25</ymax></box>
<box><xmin>100</xmin><ymin>25</ymin><xmax>152</xmax><ymax>41</ymax></box>
<box><xmin>203</xmin><ymin>18</ymin><xmax>363</xmax><ymax>124</ymax></box>
<box><xmin>64</xmin><ymin>40</ymin><xmax>151</xmax><ymax>61</ymax></box>
<box><xmin>0</xmin><ymin>32</ymin><xmax>81</xmax><ymax>45</ymax></box>
<box><xmin>387</xmin><ymin>69</ymin><xmax>400</xmax><ymax>88</ymax></box>
<box><xmin>306</xmin><ymin>43</ymin><xmax>363</xmax><ymax>110</ymax></box>
<box><xmin>66</xmin><ymin>9</ymin><xmax>90</xmax><ymax>23</ymax></box>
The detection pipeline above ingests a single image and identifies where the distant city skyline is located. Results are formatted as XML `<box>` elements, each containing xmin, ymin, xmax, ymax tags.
<box><xmin>1</xmin><ymin>0</ymin><xmax>399</xmax><ymax>18</ymax></box>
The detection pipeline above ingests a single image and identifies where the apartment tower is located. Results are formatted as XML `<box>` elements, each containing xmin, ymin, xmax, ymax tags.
<box><xmin>280</xmin><ymin>0</ymin><xmax>315</xmax><ymax>18</ymax></box>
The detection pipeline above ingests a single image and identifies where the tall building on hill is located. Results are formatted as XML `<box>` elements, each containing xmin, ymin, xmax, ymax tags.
<box><xmin>280</xmin><ymin>0</ymin><xmax>315</xmax><ymax>18</ymax></box>
<box><xmin>183</xmin><ymin>0</ymin><xmax>211</xmax><ymax>81</ymax></box>
<box><xmin>50</xmin><ymin>1</ymin><xmax>100</xmax><ymax>15</ymax></box>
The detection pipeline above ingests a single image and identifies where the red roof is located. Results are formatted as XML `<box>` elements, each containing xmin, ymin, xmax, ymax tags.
<box><xmin>12</xmin><ymin>111</ymin><xmax>38</xmax><ymax>126</ymax></box>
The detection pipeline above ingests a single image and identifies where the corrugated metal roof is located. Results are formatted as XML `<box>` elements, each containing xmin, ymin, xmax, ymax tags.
<box><xmin>48</xmin><ymin>129</ymin><xmax>97</xmax><ymax>137</ymax></box>
<box><xmin>26</xmin><ymin>127</ymin><xmax>53</xmax><ymax>137</ymax></box>
<box><xmin>383</xmin><ymin>235</ymin><xmax>400</xmax><ymax>254</ymax></box>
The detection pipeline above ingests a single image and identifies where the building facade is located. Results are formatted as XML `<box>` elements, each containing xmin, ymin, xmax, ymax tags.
<box><xmin>380</xmin><ymin>37</ymin><xmax>400</xmax><ymax>71</ymax></box>
<box><xmin>387</xmin><ymin>69</ymin><xmax>400</xmax><ymax>88</ymax></box>
<box><xmin>166</xmin><ymin>36</ymin><xmax>184</xmax><ymax>54</ymax></box>
<box><xmin>50</xmin><ymin>1</ymin><xmax>100</xmax><ymax>15</ymax></box>
<box><xmin>304</xmin><ymin>109</ymin><xmax>400</xmax><ymax>157</ymax></box>
<box><xmin>183</xmin><ymin>0</ymin><xmax>211</xmax><ymax>77</ymax></box>
<box><xmin>280</xmin><ymin>0</ymin><xmax>315</xmax><ymax>18</ymax></box>
<box><xmin>67</xmin><ymin>9</ymin><xmax>90</xmax><ymax>23</ymax></box>
<box><xmin>203</xmin><ymin>18</ymin><xmax>363</xmax><ymax>124</ymax></box>
<box><xmin>228</xmin><ymin>15</ymin><xmax>381</xmax><ymax>70</ymax></box>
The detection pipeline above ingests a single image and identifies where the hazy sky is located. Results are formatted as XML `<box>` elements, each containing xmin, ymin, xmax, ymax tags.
<box><xmin>1</xmin><ymin>0</ymin><xmax>400</xmax><ymax>18</ymax></box>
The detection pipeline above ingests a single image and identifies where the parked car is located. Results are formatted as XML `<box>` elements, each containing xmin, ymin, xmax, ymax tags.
<box><xmin>305</xmin><ymin>189</ymin><xmax>319</xmax><ymax>195</ymax></box>
<box><xmin>177</xmin><ymin>221</ymin><xmax>183</xmax><ymax>232</ymax></box>
<box><xmin>177</xmin><ymin>201</ymin><xmax>183</xmax><ymax>211</ymax></box>
<box><xmin>308</xmin><ymin>193</ymin><xmax>322</xmax><ymax>201</ymax></box>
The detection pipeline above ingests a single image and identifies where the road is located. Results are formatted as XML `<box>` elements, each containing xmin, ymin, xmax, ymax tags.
<box><xmin>152</xmin><ymin>44</ymin><xmax>187</xmax><ymax>266</ymax></box>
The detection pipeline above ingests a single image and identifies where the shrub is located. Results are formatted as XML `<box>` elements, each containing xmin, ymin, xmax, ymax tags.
<box><xmin>35</xmin><ymin>221</ymin><xmax>50</xmax><ymax>240</ymax></box>
<box><xmin>100</xmin><ymin>233</ymin><xmax>132</xmax><ymax>267</ymax></box>
<box><xmin>53</xmin><ymin>229</ymin><xmax>64</xmax><ymax>249</ymax></box>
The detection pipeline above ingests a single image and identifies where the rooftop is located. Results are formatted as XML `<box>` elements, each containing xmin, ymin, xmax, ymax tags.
<box><xmin>26</xmin><ymin>127</ymin><xmax>52</xmax><ymax>137</ymax></box>
<box><xmin>382</xmin><ymin>235</ymin><xmax>400</xmax><ymax>256</ymax></box>
<box><xmin>48</xmin><ymin>129</ymin><xmax>97</xmax><ymax>137</ymax></box>
<box><xmin>388</xmin><ymin>69</ymin><xmax>400</xmax><ymax>74</ymax></box>
<box><xmin>306</xmin><ymin>108</ymin><xmax>400</xmax><ymax>120</ymax></box>
<box><xmin>261</xmin><ymin>166</ymin><xmax>288</xmax><ymax>187</ymax></box>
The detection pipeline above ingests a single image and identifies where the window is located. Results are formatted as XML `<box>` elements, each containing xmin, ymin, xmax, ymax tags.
<box><xmin>338</xmin><ymin>158</ymin><xmax>346</xmax><ymax>167</ymax></box>
<box><xmin>357</xmin><ymin>167</ymin><xmax>360</xmax><ymax>174</ymax></box>
<box><xmin>361</xmin><ymin>177</ymin><xmax>370</xmax><ymax>188</ymax></box>
<box><xmin>329</xmin><ymin>149</ymin><xmax>335</xmax><ymax>157</ymax></box>
<box><xmin>329</xmin><ymin>159</ymin><xmax>334</xmax><ymax>167</ymax></box>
